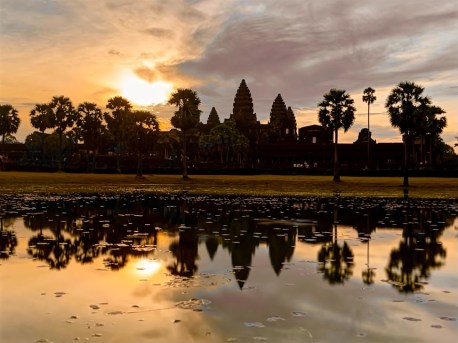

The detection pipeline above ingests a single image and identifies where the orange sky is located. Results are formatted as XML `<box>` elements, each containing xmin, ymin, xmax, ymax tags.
<box><xmin>0</xmin><ymin>0</ymin><xmax>457</xmax><ymax>150</ymax></box>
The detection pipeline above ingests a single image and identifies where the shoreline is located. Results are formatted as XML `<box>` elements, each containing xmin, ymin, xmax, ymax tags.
<box><xmin>0</xmin><ymin>171</ymin><xmax>456</xmax><ymax>198</ymax></box>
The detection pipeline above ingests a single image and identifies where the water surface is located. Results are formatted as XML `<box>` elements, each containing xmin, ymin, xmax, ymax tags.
<box><xmin>1</xmin><ymin>194</ymin><xmax>457</xmax><ymax>342</ymax></box>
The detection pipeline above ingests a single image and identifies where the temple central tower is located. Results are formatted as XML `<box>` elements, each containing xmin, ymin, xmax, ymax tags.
<box><xmin>230</xmin><ymin>79</ymin><xmax>257</xmax><ymax>129</ymax></box>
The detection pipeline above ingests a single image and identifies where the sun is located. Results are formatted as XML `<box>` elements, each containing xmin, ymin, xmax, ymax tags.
<box><xmin>120</xmin><ymin>75</ymin><xmax>173</xmax><ymax>106</ymax></box>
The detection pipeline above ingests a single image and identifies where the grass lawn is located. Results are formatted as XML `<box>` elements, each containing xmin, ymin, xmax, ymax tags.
<box><xmin>0</xmin><ymin>171</ymin><xmax>456</xmax><ymax>198</ymax></box>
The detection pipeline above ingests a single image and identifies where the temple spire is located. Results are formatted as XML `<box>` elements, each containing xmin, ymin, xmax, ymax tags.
<box><xmin>207</xmin><ymin>107</ymin><xmax>220</xmax><ymax>127</ymax></box>
<box><xmin>268</xmin><ymin>94</ymin><xmax>297</xmax><ymax>142</ymax></box>
<box><xmin>230</xmin><ymin>79</ymin><xmax>257</xmax><ymax>128</ymax></box>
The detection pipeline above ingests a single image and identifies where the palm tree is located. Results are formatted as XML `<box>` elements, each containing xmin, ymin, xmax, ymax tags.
<box><xmin>105</xmin><ymin>96</ymin><xmax>133</xmax><ymax>173</ymax></box>
<box><xmin>424</xmin><ymin>106</ymin><xmax>446</xmax><ymax>165</ymax></box>
<box><xmin>76</xmin><ymin>102</ymin><xmax>106</xmax><ymax>171</ymax></box>
<box><xmin>0</xmin><ymin>105</ymin><xmax>20</xmax><ymax>163</ymax></box>
<box><xmin>318</xmin><ymin>89</ymin><xmax>356</xmax><ymax>182</ymax></box>
<box><xmin>132</xmin><ymin>110</ymin><xmax>159</xmax><ymax>177</ymax></box>
<box><xmin>362</xmin><ymin>87</ymin><xmax>376</xmax><ymax>169</ymax></box>
<box><xmin>48</xmin><ymin>96</ymin><xmax>78</xmax><ymax>170</ymax></box>
<box><xmin>385</xmin><ymin>82</ymin><xmax>430</xmax><ymax>187</ymax></box>
<box><xmin>0</xmin><ymin>104</ymin><xmax>20</xmax><ymax>147</ymax></box>
<box><xmin>30</xmin><ymin>103</ymin><xmax>52</xmax><ymax>163</ymax></box>
<box><xmin>168</xmin><ymin>89</ymin><xmax>201</xmax><ymax>180</ymax></box>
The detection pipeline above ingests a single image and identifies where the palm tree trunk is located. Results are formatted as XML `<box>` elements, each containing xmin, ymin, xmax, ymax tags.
<box><xmin>92</xmin><ymin>149</ymin><xmax>98</xmax><ymax>173</ymax></box>
<box><xmin>420</xmin><ymin>135</ymin><xmax>424</xmax><ymax>165</ymax></box>
<box><xmin>333</xmin><ymin>129</ymin><xmax>340</xmax><ymax>182</ymax></box>
<box><xmin>1</xmin><ymin>134</ymin><xmax>5</xmax><ymax>157</ymax></box>
<box><xmin>182</xmin><ymin>131</ymin><xmax>189</xmax><ymax>180</ymax></box>
<box><xmin>136</xmin><ymin>152</ymin><xmax>143</xmax><ymax>177</ymax></box>
<box><xmin>367</xmin><ymin>103</ymin><xmax>370</xmax><ymax>169</ymax></box>
<box><xmin>403</xmin><ymin>133</ymin><xmax>409</xmax><ymax>188</ymax></box>
<box><xmin>58</xmin><ymin>131</ymin><xmax>63</xmax><ymax>171</ymax></box>
<box><xmin>116</xmin><ymin>153</ymin><xmax>121</xmax><ymax>173</ymax></box>
<box><xmin>1</xmin><ymin>135</ymin><xmax>5</xmax><ymax>170</ymax></box>
<box><xmin>136</xmin><ymin>133</ymin><xmax>143</xmax><ymax>177</ymax></box>
<box><xmin>39</xmin><ymin>132</ymin><xmax>45</xmax><ymax>165</ymax></box>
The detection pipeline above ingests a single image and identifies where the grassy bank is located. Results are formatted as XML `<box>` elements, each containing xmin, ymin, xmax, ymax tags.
<box><xmin>0</xmin><ymin>171</ymin><xmax>456</xmax><ymax>198</ymax></box>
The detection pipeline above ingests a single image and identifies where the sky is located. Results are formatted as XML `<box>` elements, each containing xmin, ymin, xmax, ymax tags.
<box><xmin>1</xmin><ymin>0</ymin><xmax>457</xmax><ymax>150</ymax></box>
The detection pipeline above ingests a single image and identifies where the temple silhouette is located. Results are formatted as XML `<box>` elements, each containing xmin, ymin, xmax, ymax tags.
<box><xmin>2</xmin><ymin>79</ymin><xmax>453</xmax><ymax>174</ymax></box>
<box><xmin>175</xmin><ymin>79</ymin><xmax>404</xmax><ymax>173</ymax></box>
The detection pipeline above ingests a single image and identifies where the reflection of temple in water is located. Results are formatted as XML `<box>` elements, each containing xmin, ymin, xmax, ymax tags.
<box><xmin>2</xmin><ymin>194</ymin><xmax>454</xmax><ymax>292</ymax></box>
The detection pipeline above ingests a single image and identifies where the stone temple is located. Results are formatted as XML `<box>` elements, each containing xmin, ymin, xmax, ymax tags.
<box><xmin>193</xmin><ymin>78</ymin><xmax>403</xmax><ymax>172</ymax></box>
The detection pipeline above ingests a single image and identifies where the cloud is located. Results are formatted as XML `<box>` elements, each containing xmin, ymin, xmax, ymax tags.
<box><xmin>108</xmin><ymin>49</ymin><xmax>121</xmax><ymax>56</ymax></box>
<box><xmin>0</xmin><ymin>0</ymin><xmax>456</xmax><ymax>149</ymax></box>
<box><xmin>142</xmin><ymin>27</ymin><xmax>174</xmax><ymax>38</ymax></box>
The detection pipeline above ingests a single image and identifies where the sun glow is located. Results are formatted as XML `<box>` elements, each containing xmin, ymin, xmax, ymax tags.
<box><xmin>134</xmin><ymin>258</ymin><xmax>162</xmax><ymax>277</ymax></box>
<box><xmin>120</xmin><ymin>75</ymin><xmax>173</xmax><ymax>106</ymax></box>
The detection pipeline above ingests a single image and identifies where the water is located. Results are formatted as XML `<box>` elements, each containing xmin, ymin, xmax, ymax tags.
<box><xmin>1</xmin><ymin>194</ymin><xmax>457</xmax><ymax>342</ymax></box>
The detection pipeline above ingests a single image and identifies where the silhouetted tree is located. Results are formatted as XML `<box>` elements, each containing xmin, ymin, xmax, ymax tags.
<box><xmin>0</xmin><ymin>105</ymin><xmax>20</xmax><ymax>152</ymax></box>
<box><xmin>47</xmin><ymin>96</ymin><xmax>78</xmax><ymax>170</ymax></box>
<box><xmin>168</xmin><ymin>89</ymin><xmax>201</xmax><ymax>180</ymax></box>
<box><xmin>318</xmin><ymin>89</ymin><xmax>356</xmax><ymax>181</ymax></box>
<box><xmin>423</xmin><ymin>105</ymin><xmax>446</xmax><ymax>165</ymax></box>
<box><xmin>385</xmin><ymin>82</ymin><xmax>430</xmax><ymax>187</ymax></box>
<box><xmin>76</xmin><ymin>102</ymin><xmax>106</xmax><ymax>171</ymax></box>
<box><xmin>43</xmin><ymin>132</ymin><xmax>74</xmax><ymax>163</ymax></box>
<box><xmin>105</xmin><ymin>96</ymin><xmax>133</xmax><ymax>173</ymax></box>
<box><xmin>131</xmin><ymin>110</ymin><xmax>159</xmax><ymax>176</ymax></box>
<box><xmin>362</xmin><ymin>87</ymin><xmax>376</xmax><ymax>168</ymax></box>
<box><xmin>205</xmin><ymin>119</ymin><xmax>249</xmax><ymax>167</ymax></box>
<box><xmin>30</xmin><ymin>104</ymin><xmax>53</xmax><ymax>163</ymax></box>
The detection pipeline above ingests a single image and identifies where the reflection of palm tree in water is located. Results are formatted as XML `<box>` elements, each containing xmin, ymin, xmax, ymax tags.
<box><xmin>317</xmin><ymin>198</ymin><xmax>354</xmax><ymax>285</ymax></box>
<box><xmin>0</xmin><ymin>217</ymin><xmax>18</xmax><ymax>259</ymax></box>
<box><xmin>355</xmin><ymin>208</ymin><xmax>376</xmax><ymax>285</ymax></box>
<box><xmin>167</xmin><ymin>230</ymin><xmax>199</xmax><ymax>277</ymax></box>
<box><xmin>361</xmin><ymin>238</ymin><xmax>375</xmax><ymax>285</ymax></box>
<box><xmin>385</xmin><ymin>199</ymin><xmax>448</xmax><ymax>293</ymax></box>
<box><xmin>27</xmin><ymin>215</ymin><xmax>74</xmax><ymax>270</ymax></box>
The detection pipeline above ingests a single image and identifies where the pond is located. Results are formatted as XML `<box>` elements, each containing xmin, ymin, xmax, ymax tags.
<box><xmin>0</xmin><ymin>194</ymin><xmax>457</xmax><ymax>343</ymax></box>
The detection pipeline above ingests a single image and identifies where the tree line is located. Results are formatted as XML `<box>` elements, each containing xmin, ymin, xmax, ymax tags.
<box><xmin>0</xmin><ymin>81</ymin><xmax>451</xmax><ymax>184</ymax></box>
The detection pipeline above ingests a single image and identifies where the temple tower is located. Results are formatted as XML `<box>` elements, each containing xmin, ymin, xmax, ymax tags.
<box><xmin>286</xmin><ymin>106</ymin><xmax>297</xmax><ymax>140</ymax></box>
<box><xmin>269</xmin><ymin>94</ymin><xmax>297</xmax><ymax>142</ymax></box>
<box><xmin>230</xmin><ymin>79</ymin><xmax>257</xmax><ymax>129</ymax></box>
<box><xmin>206</xmin><ymin>107</ymin><xmax>220</xmax><ymax>128</ymax></box>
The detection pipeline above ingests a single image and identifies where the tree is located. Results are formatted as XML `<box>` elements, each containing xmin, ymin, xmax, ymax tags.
<box><xmin>385</xmin><ymin>82</ymin><xmax>430</xmax><ymax>187</ymax></box>
<box><xmin>423</xmin><ymin>105</ymin><xmax>446</xmax><ymax>165</ymax></box>
<box><xmin>0</xmin><ymin>105</ymin><xmax>20</xmax><ymax>150</ymax></box>
<box><xmin>204</xmin><ymin>120</ymin><xmax>249</xmax><ymax>168</ymax></box>
<box><xmin>48</xmin><ymin>96</ymin><xmax>78</xmax><ymax>170</ymax></box>
<box><xmin>76</xmin><ymin>102</ymin><xmax>106</xmax><ymax>171</ymax></box>
<box><xmin>105</xmin><ymin>96</ymin><xmax>133</xmax><ymax>173</ymax></box>
<box><xmin>362</xmin><ymin>87</ymin><xmax>376</xmax><ymax>169</ymax></box>
<box><xmin>318</xmin><ymin>89</ymin><xmax>356</xmax><ymax>182</ymax></box>
<box><xmin>168</xmin><ymin>89</ymin><xmax>201</xmax><ymax>180</ymax></box>
<box><xmin>30</xmin><ymin>103</ymin><xmax>53</xmax><ymax>163</ymax></box>
<box><xmin>131</xmin><ymin>110</ymin><xmax>159</xmax><ymax>177</ymax></box>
